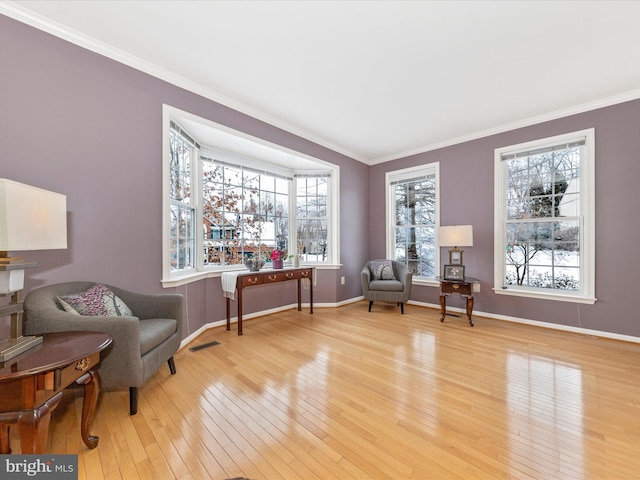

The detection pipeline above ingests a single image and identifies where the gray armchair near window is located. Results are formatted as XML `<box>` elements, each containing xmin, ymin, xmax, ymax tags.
<box><xmin>361</xmin><ymin>259</ymin><xmax>413</xmax><ymax>314</ymax></box>
<box><xmin>23</xmin><ymin>282</ymin><xmax>184</xmax><ymax>415</ymax></box>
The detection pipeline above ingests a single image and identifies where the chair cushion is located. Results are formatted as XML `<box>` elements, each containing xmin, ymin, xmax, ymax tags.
<box><xmin>369</xmin><ymin>279</ymin><xmax>404</xmax><ymax>292</ymax></box>
<box><xmin>369</xmin><ymin>260</ymin><xmax>396</xmax><ymax>280</ymax></box>
<box><xmin>57</xmin><ymin>283</ymin><xmax>133</xmax><ymax>317</ymax></box>
<box><xmin>139</xmin><ymin>318</ymin><xmax>178</xmax><ymax>355</ymax></box>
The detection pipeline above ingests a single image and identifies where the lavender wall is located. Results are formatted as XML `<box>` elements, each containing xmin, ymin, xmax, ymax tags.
<box><xmin>0</xmin><ymin>16</ymin><xmax>369</xmax><ymax>339</ymax></box>
<box><xmin>370</xmin><ymin>99</ymin><xmax>640</xmax><ymax>337</ymax></box>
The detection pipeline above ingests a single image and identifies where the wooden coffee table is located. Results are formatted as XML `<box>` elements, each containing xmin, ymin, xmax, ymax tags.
<box><xmin>0</xmin><ymin>331</ymin><xmax>112</xmax><ymax>454</ymax></box>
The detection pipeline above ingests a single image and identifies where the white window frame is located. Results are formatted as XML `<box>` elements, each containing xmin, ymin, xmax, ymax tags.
<box><xmin>494</xmin><ymin>128</ymin><xmax>596</xmax><ymax>304</ymax></box>
<box><xmin>385</xmin><ymin>162</ymin><xmax>440</xmax><ymax>285</ymax></box>
<box><xmin>162</xmin><ymin>105</ymin><xmax>340</xmax><ymax>287</ymax></box>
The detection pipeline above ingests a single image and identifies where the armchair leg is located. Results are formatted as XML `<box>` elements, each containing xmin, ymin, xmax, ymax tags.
<box><xmin>129</xmin><ymin>387</ymin><xmax>138</xmax><ymax>416</ymax></box>
<box><xmin>168</xmin><ymin>356</ymin><xmax>176</xmax><ymax>375</ymax></box>
<box><xmin>368</xmin><ymin>301</ymin><xmax>373</xmax><ymax>312</ymax></box>
<box><xmin>400</xmin><ymin>303</ymin><xmax>405</xmax><ymax>314</ymax></box>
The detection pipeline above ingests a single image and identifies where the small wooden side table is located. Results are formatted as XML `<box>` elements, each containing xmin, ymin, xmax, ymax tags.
<box><xmin>0</xmin><ymin>331</ymin><xmax>112</xmax><ymax>454</ymax></box>
<box><xmin>437</xmin><ymin>276</ymin><xmax>480</xmax><ymax>327</ymax></box>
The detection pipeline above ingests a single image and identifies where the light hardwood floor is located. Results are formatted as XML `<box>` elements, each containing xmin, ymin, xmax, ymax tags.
<box><xmin>10</xmin><ymin>301</ymin><xmax>640</xmax><ymax>479</ymax></box>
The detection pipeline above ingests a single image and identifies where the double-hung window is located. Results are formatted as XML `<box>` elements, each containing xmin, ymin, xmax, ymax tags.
<box><xmin>386</xmin><ymin>163</ymin><xmax>439</xmax><ymax>279</ymax></box>
<box><xmin>163</xmin><ymin>106</ymin><xmax>338</xmax><ymax>285</ymax></box>
<box><xmin>494</xmin><ymin>129</ymin><xmax>595</xmax><ymax>303</ymax></box>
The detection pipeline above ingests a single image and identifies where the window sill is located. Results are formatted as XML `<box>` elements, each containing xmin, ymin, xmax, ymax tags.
<box><xmin>494</xmin><ymin>287</ymin><xmax>596</xmax><ymax>304</ymax></box>
<box><xmin>162</xmin><ymin>263</ymin><xmax>340</xmax><ymax>288</ymax></box>
<box><xmin>412</xmin><ymin>277</ymin><xmax>440</xmax><ymax>288</ymax></box>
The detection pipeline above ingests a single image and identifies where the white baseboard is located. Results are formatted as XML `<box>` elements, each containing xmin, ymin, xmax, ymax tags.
<box><xmin>180</xmin><ymin>297</ymin><xmax>640</xmax><ymax>350</ymax></box>
<box><xmin>406</xmin><ymin>299</ymin><xmax>640</xmax><ymax>344</ymax></box>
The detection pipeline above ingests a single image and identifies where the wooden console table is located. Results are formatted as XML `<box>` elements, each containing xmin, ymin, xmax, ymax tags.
<box><xmin>437</xmin><ymin>276</ymin><xmax>480</xmax><ymax>327</ymax></box>
<box><xmin>223</xmin><ymin>267</ymin><xmax>314</xmax><ymax>335</ymax></box>
<box><xmin>0</xmin><ymin>331</ymin><xmax>112</xmax><ymax>454</ymax></box>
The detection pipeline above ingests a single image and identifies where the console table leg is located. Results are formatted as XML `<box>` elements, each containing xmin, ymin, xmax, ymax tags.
<box><xmin>439</xmin><ymin>294</ymin><xmax>446</xmax><ymax>322</ymax></box>
<box><xmin>78</xmin><ymin>370</ymin><xmax>100</xmax><ymax>449</ymax></box>
<box><xmin>226</xmin><ymin>297</ymin><xmax>231</xmax><ymax>331</ymax></box>
<box><xmin>237</xmin><ymin>286</ymin><xmax>243</xmax><ymax>336</ymax></box>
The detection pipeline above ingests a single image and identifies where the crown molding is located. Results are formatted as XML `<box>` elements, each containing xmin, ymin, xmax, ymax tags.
<box><xmin>0</xmin><ymin>2</ymin><xmax>365</xmax><ymax>163</ymax></box>
<box><xmin>370</xmin><ymin>88</ymin><xmax>640</xmax><ymax>165</ymax></box>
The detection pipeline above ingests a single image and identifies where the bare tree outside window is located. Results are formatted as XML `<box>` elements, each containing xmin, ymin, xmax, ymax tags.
<box><xmin>202</xmin><ymin>159</ymin><xmax>288</xmax><ymax>266</ymax></box>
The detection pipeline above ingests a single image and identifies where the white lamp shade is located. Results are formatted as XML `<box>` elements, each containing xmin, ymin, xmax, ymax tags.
<box><xmin>439</xmin><ymin>225</ymin><xmax>473</xmax><ymax>247</ymax></box>
<box><xmin>0</xmin><ymin>179</ymin><xmax>67</xmax><ymax>251</ymax></box>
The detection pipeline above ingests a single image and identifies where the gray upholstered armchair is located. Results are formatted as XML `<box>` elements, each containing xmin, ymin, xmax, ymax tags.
<box><xmin>23</xmin><ymin>282</ymin><xmax>184</xmax><ymax>415</ymax></box>
<box><xmin>361</xmin><ymin>259</ymin><xmax>413</xmax><ymax>314</ymax></box>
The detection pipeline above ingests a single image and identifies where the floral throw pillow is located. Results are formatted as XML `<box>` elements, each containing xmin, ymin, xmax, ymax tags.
<box><xmin>369</xmin><ymin>260</ymin><xmax>396</xmax><ymax>280</ymax></box>
<box><xmin>57</xmin><ymin>283</ymin><xmax>133</xmax><ymax>317</ymax></box>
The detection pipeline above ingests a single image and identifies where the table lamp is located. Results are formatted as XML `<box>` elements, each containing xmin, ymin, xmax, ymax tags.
<box><xmin>439</xmin><ymin>225</ymin><xmax>473</xmax><ymax>266</ymax></box>
<box><xmin>0</xmin><ymin>179</ymin><xmax>67</xmax><ymax>361</ymax></box>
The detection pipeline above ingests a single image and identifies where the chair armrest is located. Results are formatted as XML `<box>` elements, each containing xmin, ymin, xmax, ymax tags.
<box><xmin>110</xmin><ymin>288</ymin><xmax>184</xmax><ymax>332</ymax></box>
<box><xmin>115</xmin><ymin>290</ymin><xmax>183</xmax><ymax>319</ymax></box>
<box><xmin>397</xmin><ymin>266</ymin><xmax>413</xmax><ymax>294</ymax></box>
<box><xmin>361</xmin><ymin>265</ymin><xmax>372</xmax><ymax>295</ymax></box>
<box><xmin>401</xmin><ymin>270</ymin><xmax>413</xmax><ymax>293</ymax></box>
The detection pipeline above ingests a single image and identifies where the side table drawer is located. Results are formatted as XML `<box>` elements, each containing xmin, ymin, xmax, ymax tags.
<box><xmin>264</xmin><ymin>272</ymin><xmax>288</xmax><ymax>282</ymax></box>
<box><xmin>58</xmin><ymin>351</ymin><xmax>101</xmax><ymax>391</ymax></box>
<box><xmin>35</xmin><ymin>351</ymin><xmax>101</xmax><ymax>405</ymax></box>
<box><xmin>299</xmin><ymin>269</ymin><xmax>313</xmax><ymax>280</ymax></box>
<box><xmin>240</xmin><ymin>275</ymin><xmax>264</xmax><ymax>287</ymax></box>
<box><xmin>441</xmin><ymin>281</ymin><xmax>472</xmax><ymax>296</ymax></box>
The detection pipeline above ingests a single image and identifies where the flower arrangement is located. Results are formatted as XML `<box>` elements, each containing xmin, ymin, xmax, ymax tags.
<box><xmin>269</xmin><ymin>249</ymin><xmax>288</xmax><ymax>261</ymax></box>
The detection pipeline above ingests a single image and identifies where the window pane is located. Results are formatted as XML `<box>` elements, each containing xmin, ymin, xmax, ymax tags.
<box><xmin>395</xmin><ymin>226</ymin><xmax>435</xmax><ymax>276</ymax></box>
<box><xmin>297</xmin><ymin>218</ymin><xmax>327</xmax><ymax>262</ymax></box>
<box><xmin>170</xmin><ymin>202</ymin><xmax>195</xmax><ymax>271</ymax></box>
<box><xmin>169</xmin><ymin>130</ymin><xmax>191</xmax><ymax>203</ymax></box>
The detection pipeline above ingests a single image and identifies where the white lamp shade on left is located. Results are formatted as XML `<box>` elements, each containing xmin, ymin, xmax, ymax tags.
<box><xmin>0</xmin><ymin>178</ymin><xmax>67</xmax><ymax>252</ymax></box>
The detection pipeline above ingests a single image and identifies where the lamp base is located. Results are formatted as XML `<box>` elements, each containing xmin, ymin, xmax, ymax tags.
<box><xmin>0</xmin><ymin>335</ymin><xmax>43</xmax><ymax>362</ymax></box>
<box><xmin>0</xmin><ymin>268</ymin><xmax>25</xmax><ymax>294</ymax></box>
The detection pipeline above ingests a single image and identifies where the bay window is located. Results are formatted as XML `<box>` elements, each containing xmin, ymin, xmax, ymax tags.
<box><xmin>163</xmin><ymin>106</ymin><xmax>338</xmax><ymax>286</ymax></box>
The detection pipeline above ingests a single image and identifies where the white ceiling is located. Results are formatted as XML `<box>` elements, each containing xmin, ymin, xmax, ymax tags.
<box><xmin>4</xmin><ymin>1</ymin><xmax>640</xmax><ymax>164</ymax></box>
